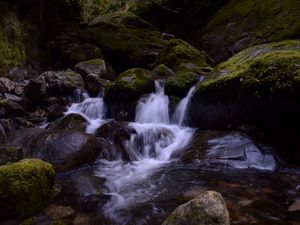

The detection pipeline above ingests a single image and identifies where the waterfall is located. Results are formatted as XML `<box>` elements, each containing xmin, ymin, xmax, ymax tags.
<box><xmin>172</xmin><ymin>86</ymin><xmax>196</xmax><ymax>126</ymax></box>
<box><xmin>65</xmin><ymin>90</ymin><xmax>107</xmax><ymax>134</ymax></box>
<box><xmin>97</xmin><ymin>81</ymin><xmax>195</xmax><ymax>224</ymax></box>
<box><xmin>135</xmin><ymin>80</ymin><xmax>169</xmax><ymax>124</ymax></box>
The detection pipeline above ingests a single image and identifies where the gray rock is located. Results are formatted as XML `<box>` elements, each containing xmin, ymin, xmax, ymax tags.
<box><xmin>162</xmin><ymin>191</ymin><xmax>230</xmax><ymax>225</ymax></box>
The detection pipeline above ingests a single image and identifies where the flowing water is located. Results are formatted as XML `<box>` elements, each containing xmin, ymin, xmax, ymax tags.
<box><xmin>61</xmin><ymin>83</ymin><xmax>300</xmax><ymax>225</ymax></box>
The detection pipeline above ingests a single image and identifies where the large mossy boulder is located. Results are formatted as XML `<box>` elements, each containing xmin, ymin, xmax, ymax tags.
<box><xmin>80</xmin><ymin>12</ymin><xmax>166</xmax><ymax>71</ymax></box>
<box><xmin>196</xmin><ymin>0</ymin><xmax>300</xmax><ymax>63</ymax></box>
<box><xmin>190</xmin><ymin>40</ymin><xmax>300</xmax><ymax>161</ymax></box>
<box><xmin>162</xmin><ymin>191</ymin><xmax>230</xmax><ymax>225</ymax></box>
<box><xmin>0</xmin><ymin>159</ymin><xmax>55</xmax><ymax>219</ymax></box>
<box><xmin>104</xmin><ymin>68</ymin><xmax>155</xmax><ymax>104</ymax></box>
<box><xmin>153</xmin><ymin>39</ymin><xmax>212</xmax><ymax>97</ymax></box>
<box><xmin>8</xmin><ymin>128</ymin><xmax>100</xmax><ymax>172</ymax></box>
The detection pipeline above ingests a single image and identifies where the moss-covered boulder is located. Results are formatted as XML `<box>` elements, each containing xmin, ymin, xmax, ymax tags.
<box><xmin>190</xmin><ymin>40</ymin><xmax>300</xmax><ymax>161</ymax></box>
<box><xmin>46</xmin><ymin>113</ymin><xmax>88</xmax><ymax>132</ymax></box>
<box><xmin>153</xmin><ymin>39</ymin><xmax>212</xmax><ymax>97</ymax></box>
<box><xmin>104</xmin><ymin>68</ymin><xmax>155</xmax><ymax>103</ymax></box>
<box><xmin>80</xmin><ymin>12</ymin><xmax>166</xmax><ymax>71</ymax></box>
<box><xmin>196</xmin><ymin>0</ymin><xmax>300</xmax><ymax>63</ymax></box>
<box><xmin>0</xmin><ymin>159</ymin><xmax>55</xmax><ymax>219</ymax></box>
<box><xmin>39</xmin><ymin>69</ymin><xmax>84</xmax><ymax>96</ymax></box>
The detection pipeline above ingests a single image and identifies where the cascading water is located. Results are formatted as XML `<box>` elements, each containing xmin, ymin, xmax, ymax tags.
<box><xmin>65</xmin><ymin>89</ymin><xmax>107</xmax><ymax>134</ymax></box>
<box><xmin>96</xmin><ymin>81</ymin><xmax>195</xmax><ymax>225</ymax></box>
<box><xmin>172</xmin><ymin>85</ymin><xmax>196</xmax><ymax>126</ymax></box>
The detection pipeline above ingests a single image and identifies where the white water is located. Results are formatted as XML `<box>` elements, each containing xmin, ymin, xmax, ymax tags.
<box><xmin>97</xmin><ymin>81</ymin><xmax>195</xmax><ymax>224</ymax></box>
<box><xmin>172</xmin><ymin>86</ymin><xmax>196</xmax><ymax>126</ymax></box>
<box><xmin>65</xmin><ymin>91</ymin><xmax>107</xmax><ymax>134</ymax></box>
<box><xmin>135</xmin><ymin>80</ymin><xmax>170</xmax><ymax>124</ymax></box>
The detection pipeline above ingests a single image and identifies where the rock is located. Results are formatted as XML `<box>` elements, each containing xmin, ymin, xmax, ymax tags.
<box><xmin>288</xmin><ymin>199</ymin><xmax>300</xmax><ymax>212</ymax></box>
<box><xmin>197</xmin><ymin>0</ymin><xmax>300</xmax><ymax>63</ymax></box>
<box><xmin>0</xmin><ymin>99</ymin><xmax>24</xmax><ymax>118</ymax></box>
<box><xmin>8</xmin><ymin>128</ymin><xmax>101</xmax><ymax>172</ymax></box>
<box><xmin>183</xmin><ymin>131</ymin><xmax>276</xmax><ymax>171</ymax></box>
<box><xmin>20</xmin><ymin>217</ymin><xmax>66</xmax><ymax>225</ymax></box>
<box><xmin>45</xmin><ymin>204</ymin><xmax>75</xmax><ymax>219</ymax></box>
<box><xmin>8</xmin><ymin>66</ymin><xmax>27</xmax><ymax>83</ymax></box>
<box><xmin>0</xmin><ymin>159</ymin><xmax>55</xmax><ymax>219</ymax></box>
<box><xmin>80</xmin><ymin>12</ymin><xmax>166</xmax><ymax>71</ymax></box>
<box><xmin>0</xmin><ymin>145</ymin><xmax>23</xmax><ymax>166</ymax></box>
<box><xmin>58</xmin><ymin>173</ymin><xmax>106</xmax><ymax>212</ymax></box>
<box><xmin>153</xmin><ymin>39</ymin><xmax>212</xmax><ymax>97</ymax></box>
<box><xmin>190</xmin><ymin>40</ymin><xmax>300</xmax><ymax>161</ymax></box>
<box><xmin>24</xmin><ymin>78</ymin><xmax>48</xmax><ymax>101</ymax></box>
<box><xmin>162</xmin><ymin>191</ymin><xmax>230</xmax><ymax>225</ymax></box>
<box><xmin>96</xmin><ymin>121</ymin><xmax>136</xmax><ymax>161</ymax></box>
<box><xmin>0</xmin><ymin>78</ymin><xmax>16</xmax><ymax>93</ymax></box>
<box><xmin>4</xmin><ymin>93</ymin><xmax>23</xmax><ymax>102</ymax></box>
<box><xmin>39</xmin><ymin>70</ymin><xmax>84</xmax><ymax>96</ymax></box>
<box><xmin>104</xmin><ymin>68</ymin><xmax>155</xmax><ymax>112</ymax></box>
<box><xmin>51</xmin><ymin>35</ymin><xmax>103</xmax><ymax>68</ymax></box>
<box><xmin>0</xmin><ymin>123</ymin><xmax>5</xmax><ymax>143</ymax></box>
<box><xmin>74</xmin><ymin>59</ymin><xmax>107</xmax><ymax>79</ymax></box>
<box><xmin>85</xmin><ymin>74</ymin><xmax>110</xmax><ymax>97</ymax></box>
<box><xmin>152</xmin><ymin>64</ymin><xmax>175</xmax><ymax>79</ymax></box>
<box><xmin>47</xmin><ymin>113</ymin><xmax>88</xmax><ymax>132</ymax></box>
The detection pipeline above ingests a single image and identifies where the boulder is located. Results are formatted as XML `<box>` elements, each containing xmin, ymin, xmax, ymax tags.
<box><xmin>153</xmin><ymin>39</ymin><xmax>212</xmax><ymax>97</ymax></box>
<box><xmin>0</xmin><ymin>145</ymin><xmax>23</xmax><ymax>166</ymax></box>
<box><xmin>80</xmin><ymin>12</ymin><xmax>166</xmax><ymax>71</ymax></box>
<box><xmin>162</xmin><ymin>191</ymin><xmax>230</xmax><ymax>225</ymax></box>
<box><xmin>96</xmin><ymin>121</ymin><xmax>136</xmax><ymax>161</ymax></box>
<box><xmin>104</xmin><ymin>68</ymin><xmax>155</xmax><ymax>111</ymax></box>
<box><xmin>196</xmin><ymin>0</ymin><xmax>300</xmax><ymax>63</ymax></box>
<box><xmin>190</xmin><ymin>40</ymin><xmax>300</xmax><ymax>161</ymax></box>
<box><xmin>74</xmin><ymin>59</ymin><xmax>114</xmax><ymax>80</ymax></box>
<box><xmin>0</xmin><ymin>159</ymin><xmax>55</xmax><ymax>219</ymax></box>
<box><xmin>0</xmin><ymin>99</ymin><xmax>24</xmax><ymax>118</ymax></box>
<box><xmin>85</xmin><ymin>74</ymin><xmax>110</xmax><ymax>97</ymax></box>
<box><xmin>39</xmin><ymin>69</ymin><xmax>84</xmax><ymax>96</ymax></box>
<box><xmin>183</xmin><ymin>131</ymin><xmax>276</xmax><ymax>171</ymax></box>
<box><xmin>47</xmin><ymin>113</ymin><xmax>88</xmax><ymax>132</ymax></box>
<box><xmin>8</xmin><ymin>128</ymin><xmax>100</xmax><ymax>172</ymax></box>
<box><xmin>24</xmin><ymin>78</ymin><xmax>48</xmax><ymax>101</ymax></box>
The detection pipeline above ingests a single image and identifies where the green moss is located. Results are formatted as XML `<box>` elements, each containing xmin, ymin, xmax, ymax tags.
<box><xmin>195</xmin><ymin>40</ymin><xmax>300</xmax><ymax>102</ymax></box>
<box><xmin>81</xmin><ymin>12</ymin><xmax>165</xmax><ymax>69</ymax></box>
<box><xmin>0</xmin><ymin>159</ymin><xmax>55</xmax><ymax>218</ymax></box>
<box><xmin>104</xmin><ymin>68</ymin><xmax>154</xmax><ymax>102</ymax></box>
<box><xmin>198</xmin><ymin>0</ymin><xmax>300</xmax><ymax>62</ymax></box>
<box><xmin>20</xmin><ymin>218</ymin><xmax>33</xmax><ymax>225</ymax></box>
<box><xmin>51</xmin><ymin>220</ymin><xmax>66</xmax><ymax>225</ymax></box>
<box><xmin>0</xmin><ymin>99</ymin><xmax>9</xmax><ymax>106</ymax></box>
<box><xmin>0</xmin><ymin>11</ymin><xmax>26</xmax><ymax>75</ymax></box>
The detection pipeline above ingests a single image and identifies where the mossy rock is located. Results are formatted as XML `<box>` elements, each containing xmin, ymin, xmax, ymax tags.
<box><xmin>104</xmin><ymin>68</ymin><xmax>155</xmax><ymax>103</ymax></box>
<box><xmin>0</xmin><ymin>9</ymin><xmax>26</xmax><ymax>76</ymax></box>
<box><xmin>153</xmin><ymin>39</ymin><xmax>212</xmax><ymax>97</ymax></box>
<box><xmin>47</xmin><ymin>113</ymin><xmax>88</xmax><ymax>132</ymax></box>
<box><xmin>191</xmin><ymin>40</ymin><xmax>300</xmax><ymax>161</ymax></box>
<box><xmin>197</xmin><ymin>0</ymin><xmax>300</xmax><ymax>63</ymax></box>
<box><xmin>0</xmin><ymin>145</ymin><xmax>23</xmax><ymax>166</ymax></box>
<box><xmin>0</xmin><ymin>159</ymin><xmax>55</xmax><ymax>219</ymax></box>
<box><xmin>80</xmin><ymin>12</ymin><xmax>166</xmax><ymax>71</ymax></box>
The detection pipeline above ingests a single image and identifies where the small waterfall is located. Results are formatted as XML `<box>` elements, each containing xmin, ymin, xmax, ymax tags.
<box><xmin>135</xmin><ymin>80</ymin><xmax>169</xmax><ymax>124</ymax></box>
<box><xmin>98</xmin><ymin>80</ymin><xmax>195</xmax><ymax>224</ymax></box>
<box><xmin>172</xmin><ymin>86</ymin><xmax>196</xmax><ymax>126</ymax></box>
<box><xmin>65</xmin><ymin>91</ymin><xmax>107</xmax><ymax>134</ymax></box>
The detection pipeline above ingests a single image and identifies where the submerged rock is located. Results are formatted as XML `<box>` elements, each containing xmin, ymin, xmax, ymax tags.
<box><xmin>184</xmin><ymin>131</ymin><xmax>276</xmax><ymax>171</ymax></box>
<box><xmin>0</xmin><ymin>159</ymin><xmax>55</xmax><ymax>219</ymax></box>
<box><xmin>8</xmin><ymin>128</ymin><xmax>100</xmax><ymax>172</ymax></box>
<box><xmin>162</xmin><ymin>191</ymin><xmax>230</xmax><ymax>225</ymax></box>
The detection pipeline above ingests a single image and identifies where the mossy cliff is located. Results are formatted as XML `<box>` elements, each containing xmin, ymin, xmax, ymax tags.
<box><xmin>196</xmin><ymin>0</ymin><xmax>300</xmax><ymax>63</ymax></box>
<box><xmin>0</xmin><ymin>159</ymin><xmax>55</xmax><ymax>219</ymax></box>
